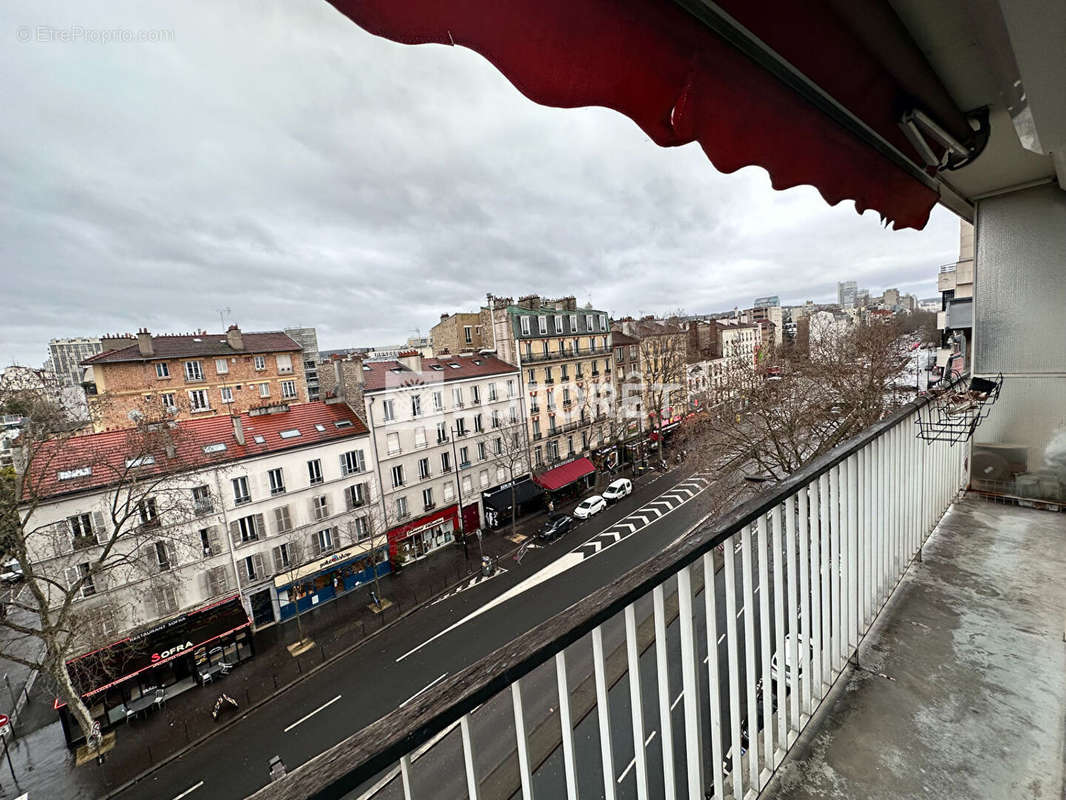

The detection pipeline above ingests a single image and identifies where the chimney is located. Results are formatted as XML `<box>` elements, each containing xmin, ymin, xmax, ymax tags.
<box><xmin>136</xmin><ymin>328</ymin><xmax>154</xmax><ymax>357</ymax></box>
<box><xmin>226</xmin><ymin>324</ymin><xmax>244</xmax><ymax>351</ymax></box>
<box><xmin>440</xmin><ymin>313</ymin><xmax>449</xmax><ymax>322</ymax></box>
<box><xmin>232</xmin><ymin>414</ymin><xmax>245</xmax><ymax>446</ymax></box>
<box><xmin>398</xmin><ymin>350</ymin><xmax>422</xmax><ymax>372</ymax></box>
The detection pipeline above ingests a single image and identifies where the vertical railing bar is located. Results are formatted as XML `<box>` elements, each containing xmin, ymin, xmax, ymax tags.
<box><xmin>784</xmin><ymin>495</ymin><xmax>800</xmax><ymax>734</ymax></box>
<box><xmin>863</xmin><ymin>440</ymin><xmax>873</xmax><ymax>629</ymax></box>
<box><xmin>624</xmin><ymin>604</ymin><xmax>650</xmax><ymax>800</ymax></box>
<box><xmin>847</xmin><ymin>453</ymin><xmax>859</xmax><ymax>651</ymax></box>
<box><xmin>771</xmin><ymin>504</ymin><xmax>788</xmax><ymax>759</ymax></box>
<box><xmin>511</xmin><ymin>680</ymin><xmax>533</xmax><ymax>800</ymax></box>
<box><xmin>798</xmin><ymin>486</ymin><xmax>813</xmax><ymax>716</ymax></box>
<box><xmin>678</xmin><ymin>564</ymin><xmax>704</xmax><ymax>800</ymax></box>
<box><xmin>723</xmin><ymin>538</ymin><xmax>745</xmax><ymax>800</ymax></box>
<box><xmin>460</xmin><ymin>714</ymin><xmax>480</xmax><ymax>800</ymax></box>
<box><xmin>555</xmin><ymin>651</ymin><xmax>580</xmax><ymax>800</ymax></box>
<box><xmin>652</xmin><ymin>587</ymin><xmax>676</xmax><ymax>800</ymax></box>
<box><xmin>399</xmin><ymin>755</ymin><xmax>414</xmax><ymax>800</ymax></box>
<box><xmin>703</xmin><ymin>552</ymin><xmax>725</xmax><ymax>800</ymax></box>
<box><xmin>818</xmin><ymin>473</ymin><xmax>831</xmax><ymax>690</ymax></box>
<box><xmin>741</xmin><ymin>523</ymin><xmax>761</xmax><ymax>790</ymax></box>
<box><xmin>829</xmin><ymin>465</ymin><xmax>841</xmax><ymax>674</ymax></box>
<box><xmin>756</xmin><ymin>514</ymin><xmax>774</xmax><ymax>778</ymax></box>
<box><xmin>592</xmin><ymin>625</ymin><xmax>618</xmax><ymax>800</ymax></box>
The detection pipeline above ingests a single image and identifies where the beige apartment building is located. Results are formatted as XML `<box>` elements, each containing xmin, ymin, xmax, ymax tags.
<box><xmin>82</xmin><ymin>326</ymin><xmax>308</xmax><ymax>432</ymax></box>
<box><xmin>430</xmin><ymin>312</ymin><xmax>489</xmax><ymax>355</ymax></box>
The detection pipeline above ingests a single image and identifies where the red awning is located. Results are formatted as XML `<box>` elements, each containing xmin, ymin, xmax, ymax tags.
<box><xmin>329</xmin><ymin>0</ymin><xmax>964</xmax><ymax>230</ymax></box>
<box><xmin>535</xmin><ymin>457</ymin><xmax>596</xmax><ymax>491</ymax></box>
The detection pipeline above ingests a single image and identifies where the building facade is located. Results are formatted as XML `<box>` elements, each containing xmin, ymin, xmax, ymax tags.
<box><xmin>936</xmin><ymin>219</ymin><xmax>975</xmax><ymax>380</ymax></box>
<box><xmin>483</xmin><ymin>295</ymin><xmax>613</xmax><ymax>477</ymax></box>
<box><xmin>837</xmin><ymin>280</ymin><xmax>858</xmax><ymax>308</ymax></box>
<box><xmin>284</xmin><ymin>327</ymin><xmax>321</xmax><ymax>402</ymax></box>
<box><xmin>48</xmin><ymin>337</ymin><xmax>103</xmax><ymax>386</ymax></box>
<box><xmin>81</xmin><ymin>326</ymin><xmax>308</xmax><ymax>432</ymax></box>
<box><xmin>359</xmin><ymin>352</ymin><xmax>527</xmax><ymax>564</ymax></box>
<box><xmin>615</xmin><ymin>318</ymin><xmax>689</xmax><ymax>445</ymax></box>
<box><xmin>430</xmin><ymin>312</ymin><xmax>490</xmax><ymax>355</ymax></box>
<box><xmin>22</xmin><ymin>402</ymin><xmax>382</xmax><ymax>744</ymax></box>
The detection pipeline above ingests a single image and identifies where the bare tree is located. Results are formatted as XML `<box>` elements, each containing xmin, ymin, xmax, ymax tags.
<box><xmin>1</xmin><ymin>383</ymin><xmax>203</xmax><ymax>753</ymax></box>
<box><xmin>633</xmin><ymin>323</ymin><xmax>688</xmax><ymax>460</ymax></box>
<box><xmin>484</xmin><ymin>416</ymin><xmax>530</xmax><ymax>539</ymax></box>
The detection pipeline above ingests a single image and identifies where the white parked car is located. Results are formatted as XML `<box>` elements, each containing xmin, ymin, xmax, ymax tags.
<box><xmin>601</xmin><ymin>478</ymin><xmax>632</xmax><ymax>502</ymax></box>
<box><xmin>573</xmin><ymin>495</ymin><xmax>607</xmax><ymax>519</ymax></box>
<box><xmin>770</xmin><ymin>634</ymin><xmax>813</xmax><ymax>685</ymax></box>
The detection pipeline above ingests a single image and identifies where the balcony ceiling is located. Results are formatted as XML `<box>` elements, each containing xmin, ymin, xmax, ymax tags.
<box><xmin>890</xmin><ymin>0</ymin><xmax>1066</xmax><ymax>200</ymax></box>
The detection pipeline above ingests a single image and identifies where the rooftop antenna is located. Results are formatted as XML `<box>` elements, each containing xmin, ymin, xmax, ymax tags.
<box><xmin>217</xmin><ymin>307</ymin><xmax>232</xmax><ymax>331</ymax></box>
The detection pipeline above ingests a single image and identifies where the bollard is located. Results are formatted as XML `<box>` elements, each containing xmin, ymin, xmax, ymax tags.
<box><xmin>319</xmin><ymin>645</ymin><xmax>325</xmax><ymax>664</ymax></box>
<box><xmin>273</xmin><ymin>674</ymin><xmax>278</xmax><ymax>690</ymax></box>
<box><xmin>184</xmin><ymin>720</ymin><xmax>189</xmax><ymax>743</ymax></box>
<box><xmin>296</xmin><ymin>660</ymin><xmax>302</xmax><ymax>675</ymax></box>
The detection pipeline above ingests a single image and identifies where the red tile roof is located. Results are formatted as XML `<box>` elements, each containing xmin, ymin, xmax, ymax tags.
<box><xmin>25</xmin><ymin>402</ymin><xmax>367</xmax><ymax>501</ymax></box>
<box><xmin>82</xmin><ymin>331</ymin><xmax>302</xmax><ymax>365</ymax></box>
<box><xmin>362</xmin><ymin>354</ymin><xmax>518</xmax><ymax>392</ymax></box>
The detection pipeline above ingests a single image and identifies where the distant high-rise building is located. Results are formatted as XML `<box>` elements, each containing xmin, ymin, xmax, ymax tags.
<box><xmin>48</xmin><ymin>337</ymin><xmax>103</xmax><ymax>386</ymax></box>
<box><xmin>837</xmin><ymin>281</ymin><xmax>858</xmax><ymax>308</ymax></box>
<box><xmin>284</xmin><ymin>327</ymin><xmax>321</xmax><ymax>401</ymax></box>
<box><xmin>882</xmin><ymin>288</ymin><xmax>901</xmax><ymax>307</ymax></box>
<box><xmin>752</xmin><ymin>295</ymin><xmax>780</xmax><ymax>308</ymax></box>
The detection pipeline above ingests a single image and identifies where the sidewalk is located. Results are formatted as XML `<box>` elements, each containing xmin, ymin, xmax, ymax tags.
<box><xmin>7</xmin><ymin>504</ymin><xmax>565</xmax><ymax>799</ymax></box>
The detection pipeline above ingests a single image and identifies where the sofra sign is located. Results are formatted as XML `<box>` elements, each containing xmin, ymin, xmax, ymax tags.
<box><xmin>152</xmin><ymin>640</ymin><xmax>195</xmax><ymax>662</ymax></box>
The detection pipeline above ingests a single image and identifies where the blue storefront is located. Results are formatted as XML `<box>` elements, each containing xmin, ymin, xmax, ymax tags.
<box><xmin>275</xmin><ymin>541</ymin><xmax>390</xmax><ymax>622</ymax></box>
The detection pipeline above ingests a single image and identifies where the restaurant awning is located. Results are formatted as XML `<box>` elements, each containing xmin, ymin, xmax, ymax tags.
<box><xmin>330</xmin><ymin>0</ymin><xmax>985</xmax><ymax>229</ymax></box>
<box><xmin>482</xmin><ymin>476</ymin><xmax>542</xmax><ymax>513</ymax></box>
<box><xmin>534</xmin><ymin>457</ymin><xmax>596</xmax><ymax>491</ymax></box>
<box><xmin>274</xmin><ymin>540</ymin><xmax>386</xmax><ymax>587</ymax></box>
<box><xmin>64</xmin><ymin>595</ymin><xmax>250</xmax><ymax>699</ymax></box>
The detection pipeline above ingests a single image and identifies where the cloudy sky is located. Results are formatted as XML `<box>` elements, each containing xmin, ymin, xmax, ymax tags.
<box><xmin>1</xmin><ymin>0</ymin><xmax>960</xmax><ymax>367</ymax></box>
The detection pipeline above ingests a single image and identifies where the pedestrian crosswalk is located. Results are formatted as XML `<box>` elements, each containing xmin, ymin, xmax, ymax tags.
<box><xmin>431</xmin><ymin>566</ymin><xmax>510</xmax><ymax>605</ymax></box>
<box><xmin>571</xmin><ymin>473</ymin><xmax>713</xmax><ymax>561</ymax></box>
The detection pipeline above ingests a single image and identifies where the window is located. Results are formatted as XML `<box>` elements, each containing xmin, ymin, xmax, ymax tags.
<box><xmin>477</xmin><ymin>442</ymin><xmax>486</xmax><ymax>461</ymax></box>
<box><xmin>188</xmin><ymin>389</ymin><xmax>210</xmax><ymax>412</ymax></box>
<box><xmin>220</xmin><ymin>386</ymin><xmax>234</xmax><ymax>404</ymax></box>
<box><xmin>535</xmin><ymin>446</ymin><xmax>543</xmax><ymax>466</ymax></box>
<box><xmin>532</xmin><ymin>419</ymin><xmax>541</xmax><ymax>438</ymax></box>
<box><xmin>630</xmin><ymin>345</ymin><xmax>638</xmax><ymax>360</ymax></box>
<box><xmin>254</xmin><ymin>355</ymin><xmax>266</xmax><ymax>371</ymax></box>
<box><xmin>422</xmin><ymin>487</ymin><xmax>435</xmax><ymax>509</ymax></box>
<box><xmin>193</xmin><ymin>485</ymin><xmax>213</xmax><ymax>515</ymax></box>
<box><xmin>600</xmin><ymin>314</ymin><xmax>608</xmax><ymax>331</ymax></box>
<box><xmin>563</xmin><ymin>387</ymin><xmax>571</xmax><ymax>405</ymax></box>
<box><xmin>345</xmin><ymin>483</ymin><xmax>367</xmax><ymax>510</ymax></box>
<box><xmin>411</xmin><ymin>395</ymin><xmax>422</xmax><ymax>416</ymax></box>
<box><xmin>474</xmin><ymin>413</ymin><xmax>483</xmax><ymax>432</ymax></box>
<box><xmin>479</xmin><ymin>469</ymin><xmax>489</xmax><ymax>488</ymax></box>
<box><xmin>386</xmin><ymin>432</ymin><xmax>401</xmax><ymax>455</ymax></box>
<box><xmin>391</xmin><ymin>464</ymin><xmax>405</xmax><ymax>488</ymax></box>
<box><xmin>184</xmin><ymin>360</ymin><xmax>204</xmax><ymax>381</ymax></box>
<box><xmin>433</xmin><ymin>391</ymin><xmax>443</xmax><ymax>411</ymax></box>
<box><xmin>418</xmin><ymin>457</ymin><xmax>430</xmax><ymax>479</ymax></box>
<box><xmin>452</xmin><ymin>387</ymin><xmax>463</xmax><ymax>408</ymax></box>
<box><xmin>520</xmin><ymin>316</ymin><xmax>531</xmax><ymax>336</ymax></box>
<box><xmin>154</xmin><ymin>541</ymin><xmax>173</xmax><ymax>572</ymax></box>
<box><xmin>459</xmin><ymin>446</ymin><xmax>470</xmax><ymax>467</ymax></box>
<box><xmin>382</xmin><ymin>399</ymin><xmax>396</xmax><ymax>420</ymax></box>
<box><xmin>441</xmin><ymin>451</ymin><xmax>452</xmax><ymax>472</ymax></box>
<box><xmin>273</xmin><ymin>542</ymin><xmax>294</xmax><ymax>570</ymax></box>
<box><xmin>258</xmin><ymin>382</ymin><xmax>270</xmax><ymax>398</ymax></box>
<box><xmin>527</xmin><ymin>369</ymin><xmax>536</xmax><ymax>384</ymax></box>
<box><xmin>236</xmin><ymin>514</ymin><xmax>260</xmax><ymax>543</ymax></box>
<box><xmin>68</xmin><ymin>513</ymin><xmax>97</xmax><ymax>548</ymax></box>
<box><xmin>312</xmin><ymin>495</ymin><xmax>330</xmax><ymax>520</ymax></box>
<box><xmin>471</xmin><ymin>385</ymin><xmax>480</xmax><ymax>404</ymax></box>
<box><xmin>307</xmin><ymin>459</ymin><xmax>323</xmax><ymax>485</ymax></box>
<box><xmin>494</xmin><ymin>437</ymin><xmax>503</xmax><ymax>455</ymax></box>
<box><xmin>436</xmin><ymin>421</ymin><xmax>448</xmax><ymax>443</ymax></box>
<box><xmin>570</xmin><ymin>314</ymin><xmax>578</xmax><ymax>332</ymax></box>
<box><xmin>615</xmin><ymin>347</ymin><xmax>624</xmax><ymax>363</ymax></box>
<box><xmin>341</xmin><ymin>450</ymin><xmax>366</xmax><ymax>475</ymax></box>
<box><xmin>414</xmin><ymin>426</ymin><xmax>428</xmax><ymax>448</ymax></box>
<box><xmin>456</xmin><ymin>417</ymin><xmax>468</xmax><ymax>436</ymax></box>
<box><xmin>509</xmin><ymin>405</ymin><xmax>518</xmax><ymax>424</ymax></box>
<box><xmin>316</xmin><ymin>528</ymin><xmax>334</xmax><ymax>553</ymax></box>
<box><xmin>281</xmin><ymin>380</ymin><xmax>297</xmax><ymax>399</ymax></box>
<box><xmin>586</xmin><ymin>314</ymin><xmax>594</xmax><ymax>331</ymax></box>
<box><xmin>352</xmin><ymin>516</ymin><xmax>370</xmax><ymax>542</ymax></box>
<box><xmin>443</xmin><ymin>481</ymin><xmax>455</xmax><ymax>502</ymax></box>
<box><xmin>138</xmin><ymin>497</ymin><xmax>159</xmax><ymax>527</ymax></box>
<box><xmin>491</xmin><ymin>409</ymin><xmax>500</xmax><ymax>428</ymax></box>
<box><xmin>215</xmin><ymin>358</ymin><xmax>229</xmax><ymax>375</ymax></box>
<box><xmin>161</xmin><ymin>392</ymin><xmax>176</xmax><ymax>410</ymax></box>
<box><xmin>538</xmin><ymin>316</ymin><xmax>548</xmax><ymax>334</ymax></box>
<box><xmin>507</xmin><ymin>379</ymin><xmax>515</xmax><ymax>398</ymax></box>
<box><xmin>232</xmin><ymin>476</ymin><xmax>251</xmax><ymax>505</ymax></box>
<box><xmin>487</xmin><ymin>383</ymin><xmax>498</xmax><ymax>402</ymax></box>
<box><xmin>395</xmin><ymin>496</ymin><xmax>409</xmax><ymax>519</ymax></box>
<box><xmin>462</xmin><ymin>475</ymin><xmax>473</xmax><ymax>494</ymax></box>
<box><xmin>463</xmin><ymin>325</ymin><xmax>473</xmax><ymax>344</ymax></box>
<box><xmin>274</xmin><ymin>505</ymin><xmax>293</xmax><ymax>533</ymax></box>
<box><xmin>268</xmin><ymin>468</ymin><xmax>285</xmax><ymax>495</ymax></box>
<box><xmin>155</xmin><ymin>363</ymin><xmax>169</xmax><ymax>379</ymax></box>
<box><xmin>561</xmin><ymin>365</ymin><xmax>569</xmax><ymax>380</ymax></box>
<box><xmin>200</xmin><ymin>527</ymin><xmax>217</xmax><ymax>557</ymax></box>
<box><xmin>554</xmin><ymin>315</ymin><xmax>563</xmax><ymax>333</ymax></box>
<box><xmin>276</xmin><ymin>354</ymin><xmax>294</xmax><ymax>374</ymax></box>
<box><xmin>66</xmin><ymin>563</ymin><xmax>96</xmax><ymax>598</ymax></box>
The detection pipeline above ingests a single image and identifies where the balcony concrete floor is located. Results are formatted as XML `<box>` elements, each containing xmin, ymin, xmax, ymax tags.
<box><xmin>763</xmin><ymin>495</ymin><xmax>1066</xmax><ymax>800</ymax></box>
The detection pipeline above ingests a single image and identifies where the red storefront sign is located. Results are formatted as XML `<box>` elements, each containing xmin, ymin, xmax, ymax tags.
<box><xmin>386</xmin><ymin>503</ymin><xmax>461</xmax><ymax>559</ymax></box>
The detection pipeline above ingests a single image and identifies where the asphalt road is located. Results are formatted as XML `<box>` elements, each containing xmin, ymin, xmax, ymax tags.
<box><xmin>114</xmin><ymin>466</ymin><xmax>738</xmax><ymax>800</ymax></box>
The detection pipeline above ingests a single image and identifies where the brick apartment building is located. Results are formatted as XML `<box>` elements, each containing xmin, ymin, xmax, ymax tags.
<box><xmin>81</xmin><ymin>326</ymin><xmax>308</xmax><ymax>432</ymax></box>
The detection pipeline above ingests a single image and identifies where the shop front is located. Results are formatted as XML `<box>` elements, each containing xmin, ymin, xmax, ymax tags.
<box><xmin>481</xmin><ymin>475</ymin><xmax>543</xmax><ymax>528</ymax></box>
<box><xmin>534</xmin><ymin>456</ymin><xmax>596</xmax><ymax>498</ymax></box>
<box><xmin>57</xmin><ymin>595</ymin><xmax>253</xmax><ymax>747</ymax></box>
<box><xmin>275</xmin><ymin>541</ymin><xmax>391</xmax><ymax>622</ymax></box>
<box><xmin>388</xmin><ymin>504</ymin><xmax>460</xmax><ymax>565</ymax></box>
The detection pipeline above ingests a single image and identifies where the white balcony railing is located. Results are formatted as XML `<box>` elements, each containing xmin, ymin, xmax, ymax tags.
<box><xmin>251</xmin><ymin>388</ymin><xmax>968</xmax><ymax>800</ymax></box>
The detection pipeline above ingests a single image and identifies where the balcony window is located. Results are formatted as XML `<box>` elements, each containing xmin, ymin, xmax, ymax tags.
<box><xmin>232</xmin><ymin>476</ymin><xmax>251</xmax><ymax>505</ymax></box>
<box><xmin>254</xmin><ymin>355</ymin><xmax>266</xmax><ymax>371</ymax></box>
<box><xmin>184</xmin><ymin>360</ymin><xmax>204</xmax><ymax>381</ymax></box>
<box><xmin>281</xmin><ymin>380</ymin><xmax>297</xmax><ymax>400</ymax></box>
<box><xmin>268</xmin><ymin>467</ymin><xmax>285</xmax><ymax>495</ymax></box>
<box><xmin>192</xmin><ymin>485</ymin><xmax>213</xmax><ymax>515</ymax></box>
<box><xmin>188</xmin><ymin>389</ymin><xmax>210</xmax><ymax>412</ymax></box>
<box><xmin>307</xmin><ymin>459</ymin><xmax>323</xmax><ymax>486</ymax></box>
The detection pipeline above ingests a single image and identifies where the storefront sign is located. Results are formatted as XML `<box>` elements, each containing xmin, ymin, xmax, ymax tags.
<box><xmin>151</xmin><ymin>640</ymin><xmax>195</xmax><ymax>662</ymax></box>
<box><xmin>274</xmin><ymin>541</ymin><xmax>380</xmax><ymax>587</ymax></box>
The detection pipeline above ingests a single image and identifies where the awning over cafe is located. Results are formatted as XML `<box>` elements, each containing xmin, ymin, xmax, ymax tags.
<box><xmin>273</xmin><ymin>540</ymin><xmax>386</xmax><ymax>587</ymax></box>
<box><xmin>482</xmin><ymin>476</ymin><xmax>542</xmax><ymax>514</ymax></box>
<box><xmin>534</xmin><ymin>457</ymin><xmax>596</xmax><ymax>491</ymax></box>
<box><xmin>64</xmin><ymin>595</ymin><xmax>251</xmax><ymax>699</ymax></box>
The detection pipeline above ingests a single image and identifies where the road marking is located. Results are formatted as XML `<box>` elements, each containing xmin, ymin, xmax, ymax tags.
<box><xmin>645</xmin><ymin>729</ymin><xmax>657</xmax><ymax>746</ymax></box>
<box><xmin>670</xmin><ymin>691</ymin><xmax>684</xmax><ymax>711</ymax></box>
<box><xmin>718</xmin><ymin>633</ymin><xmax>726</xmax><ymax>644</ymax></box>
<box><xmin>400</xmin><ymin>673</ymin><xmax>448</xmax><ymax>707</ymax></box>
<box><xmin>172</xmin><ymin>782</ymin><xmax>204</xmax><ymax>800</ymax></box>
<box><xmin>737</xmin><ymin>607</ymin><xmax>744</xmax><ymax>619</ymax></box>
<box><xmin>284</xmin><ymin>695</ymin><xmax>342</xmax><ymax>733</ymax></box>
<box><xmin>616</xmin><ymin>729</ymin><xmax>660</xmax><ymax>783</ymax></box>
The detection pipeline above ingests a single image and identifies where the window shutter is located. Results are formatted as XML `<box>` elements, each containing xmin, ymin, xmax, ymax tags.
<box><xmin>255</xmin><ymin>513</ymin><xmax>266</xmax><ymax>539</ymax></box>
<box><xmin>91</xmin><ymin>511</ymin><xmax>106</xmax><ymax>543</ymax></box>
<box><xmin>339</xmin><ymin>453</ymin><xmax>348</xmax><ymax>475</ymax></box>
<box><xmin>238</xmin><ymin>561</ymin><xmax>250</xmax><ymax>587</ymax></box>
<box><xmin>207</xmin><ymin>526</ymin><xmax>223</xmax><ymax>556</ymax></box>
<box><xmin>252</xmin><ymin>553</ymin><xmax>266</xmax><ymax>581</ymax></box>
<box><xmin>308</xmin><ymin>531</ymin><xmax>320</xmax><ymax>557</ymax></box>
<box><xmin>229</xmin><ymin>520</ymin><xmax>241</xmax><ymax>548</ymax></box>
<box><xmin>166</xmin><ymin>542</ymin><xmax>178</xmax><ymax>570</ymax></box>
<box><xmin>345</xmin><ymin>487</ymin><xmax>354</xmax><ymax>511</ymax></box>
<box><xmin>331</xmin><ymin>526</ymin><xmax>340</xmax><ymax>550</ymax></box>
<box><xmin>57</xmin><ymin>522</ymin><xmax>75</xmax><ymax>556</ymax></box>
<box><xmin>145</xmin><ymin>544</ymin><xmax>160</xmax><ymax>575</ymax></box>
<box><xmin>65</xmin><ymin>565</ymin><xmax>80</xmax><ymax>591</ymax></box>
<box><xmin>201</xmin><ymin>570</ymin><xmax>213</xmax><ymax>598</ymax></box>
<box><xmin>309</xmin><ymin>498</ymin><xmax>319</xmax><ymax>521</ymax></box>
<box><xmin>272</xmin><ymin>546</ymin><xmax>284</xmax><ymax>573</ymax></box>
<box><xmin>216</xmin><ymin>565</ymin><xmax>230</xmax><ymax>593</ymax></box>
<box><xmin>357</xmin><ymin>450</ymin><xmax>366</xmax><ymax>472</ymax></box>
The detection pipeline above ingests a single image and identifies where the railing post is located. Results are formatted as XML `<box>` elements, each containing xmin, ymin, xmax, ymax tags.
<box><xmin>555</xmin><ymin>652</ymin><xmax>580</xmax><ymax>800</ymax></box>
<box><xmin>400</xmin><ymin>755</ymin><xmax>414</xmax><ymax>800</ymax></box>
<box><xmin>784</xmin><ymin>495</ymin><xmax>800</xmax><ymax>738</ymax></box>
<box><xmin>460</xmin><ymin>714</ymin><xmax>480</xmax><ymax>800</ymax></box>
<box><xmin>511</xmin><ymin>680</ymin><xmax>532</xmax><ymax>800</ymax></box>
<box><xmin>678</xmin><ymin>564</ymin><xmax>704</xmax><ymax>799</ymax></box>
<box><xmin>740</xmin><ymin>523</ymin><xmax>761</xmax><ymax>790</ymax></box>
<box><xmin>757</xmin><ymin>514</ymin><xmax>774</xmax><ymax>776</ymax></box>
<box><xmin>703</xmin><ymin>552</ymin><xmax>725</xmax><ymax>800</ymax></box>
<box><xmin>798</xmin><ymin>485</ymin><xmax>814</xmax><ymax>717</ymax></box>
<box><xmin>623</xmin><ymin>604</ymin><xmax>649</xmax><ymax>800</ymax></box>
<box><xmin>652</xmin><ymin>586</ymin><xmax>677</xmax><ymax>800</ymax></box>
<box><xmin>771</xmin><ymin>504</ymin><xmax>788</xmax><ymax>757</ymax></box>
<box><xmin>723</xmin><ymin>533</ymin><xmax>745</xmax><ymax>799</ymax></box>
<box><xmin>829</xmin><ymin>466</ymin><xmax>842</xmax><ymax>673</ymax></box>
<box><xmin>592</xmin><ymin>625</ymin><xmax>618</xmax><ymax>800</ymax></box>
<box><xmin>847</xmin><ymin>454</ymin><xmax>859</xmax><ymax>651</ymax></box>
<box><xmin>818</xmin><ymin>474</ymin><xmax>831</xmax><ymax>689</ymax></box>
<box><xmin>863</xmin><ymin>443</ymin><xmax>873</xmax><ymax>629</ymax></box>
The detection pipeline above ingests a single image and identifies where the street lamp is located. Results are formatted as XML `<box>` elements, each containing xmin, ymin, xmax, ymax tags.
<box><xmin>450</xmin><ymin>422</ymin><xmax>483</xmax><ymax>561</ymax></box>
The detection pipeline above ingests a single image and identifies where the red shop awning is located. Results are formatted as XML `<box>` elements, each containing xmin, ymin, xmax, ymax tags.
<box><xmin>535</xmin><ymin>457</ymin><xmax>596</xmax><ymax>491</ymax></box>
<box><xmin>329</xmin><ymin>0</ymin><xmax>974</xmax><ymax>230</ymax></box>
